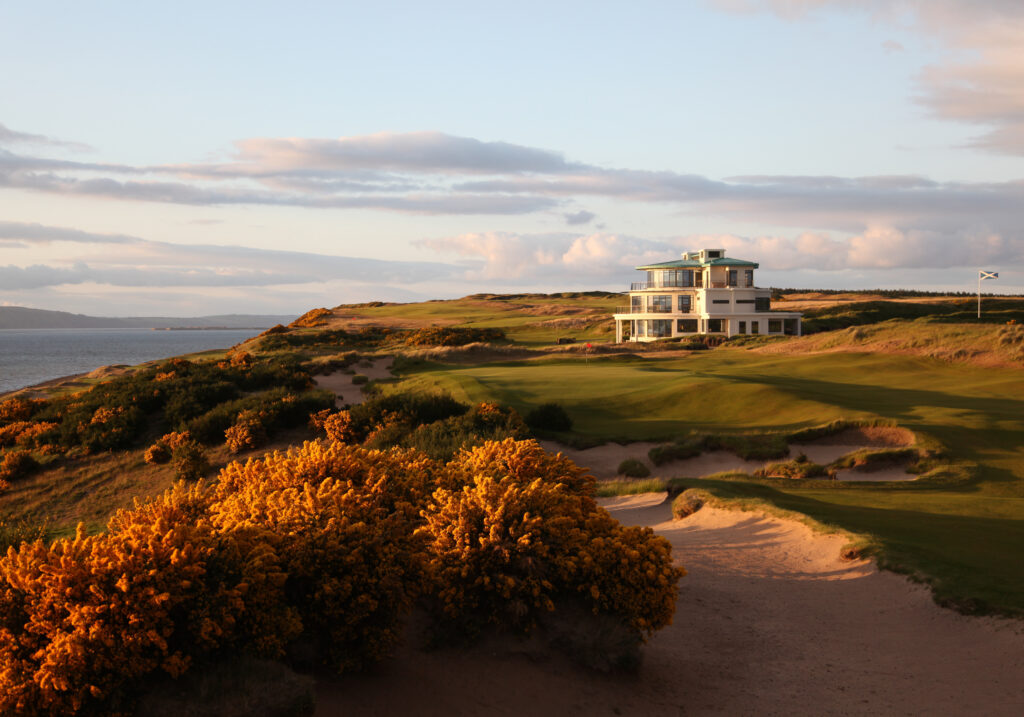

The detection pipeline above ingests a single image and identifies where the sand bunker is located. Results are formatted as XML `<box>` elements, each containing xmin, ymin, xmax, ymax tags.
<box><xmin>313</xmin><ymin>357</ymin><xmax>393</xmax><ymax>407</ymax></box>
<box><xmin>315</xmin><ymin>494</ymin><xmax>1024</xmax><ymax>716</ymax></box>
<box><xmin>543</xmin><ymin>425</ymin><xmax>920</xmax><ymax>482</ymax></box>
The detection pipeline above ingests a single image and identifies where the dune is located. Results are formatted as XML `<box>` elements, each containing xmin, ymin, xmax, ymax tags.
<box><xmin>314</xmin><ymin>493</ymin><xmax>1024</xmax><ymax>716</ymax></box>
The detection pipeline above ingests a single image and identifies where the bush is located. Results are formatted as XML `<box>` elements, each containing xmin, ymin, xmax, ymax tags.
<box><xmin>0</xmin><ymin>449</ymin><xmax>39</xmax><ymax>485</ymax></box>
<box><xmin>403</xmin><ymin>327</ymin><xmax>506</xmax><ymax>347</ymax></box>
<box><xmin>648</xmin><ymin>441</ymin><xmax>702</xmax><ymax>465</ymax></box>
<box><xmin>617</xmin><ymin>458</ymin><xmax>650</xmax><ymax>478</ymax></box>
<box><xmin>420</xmin><ymin>439</ymin><xmax>682</xmax><ymax>640</ymax></box>
<box><xmin>210</xmin><ymin>441</ymin><xmax>433</xmax><ymax>671</ymax></box>
<box><xmin>224</xmin><ymin>410</ymin><xmax>268</xmax><ymax>454</ymax></box>
<box><xmin>0</xmin><ymin>506</ymin><xmax>297</xmax><ymax>716</ymax></box>
<box><xmin>144</xmin><ymin>442</ymin><xmax>171</xmax><ymax>465</ymax></box>
<box><xmin>754</xmin><ymin>459</ymin><xmax>830</xmax><ymax>480</ymax></box>
<box><xmin>525</xmin><ymin>403</ymin><xmax>573</xmax><ymax>433</ymax></box>
<box><xmin>351</xmin><ymin>374</ymin><xmax>369</xmax><ymax>385</ymax></box>
<box><xmin>671</xmin><ymin>490</ymin><xmax>705</xmax><ymax>519</ymax></box>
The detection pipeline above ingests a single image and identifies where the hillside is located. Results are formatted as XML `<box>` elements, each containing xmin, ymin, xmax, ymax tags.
<box><xmin>0</xmin><ymin>290</ymin><xmax>1022</xmax><ymax>714</ymax></box>
<box><xmin>0</xmin><ymin>305</ymin><xmax>297</xmax><ymax>329</ymax></box>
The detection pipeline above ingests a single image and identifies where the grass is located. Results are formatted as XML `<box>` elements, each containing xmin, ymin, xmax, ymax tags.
<box><xmin>388</xmin><ymin>345</ymin><xmax>1024</xmax><ymax>616</ymax></box>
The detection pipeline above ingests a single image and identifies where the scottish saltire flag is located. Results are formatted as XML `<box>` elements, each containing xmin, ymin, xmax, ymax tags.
<box><xmin>980</xmin><ymin>271</ymin><xmax>999</xmax><ymax>280</ymax></box>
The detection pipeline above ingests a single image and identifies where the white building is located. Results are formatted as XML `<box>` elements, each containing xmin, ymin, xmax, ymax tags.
<box><xmin>613</xmin><ymin>248</ymin><xmax>802</xmax><ymax>342</ymax></box>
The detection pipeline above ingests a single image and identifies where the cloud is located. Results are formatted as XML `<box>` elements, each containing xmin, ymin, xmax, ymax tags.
<box><xmin>419</xmin><ymin>227</ymin><xmax>1024</xmax><ymax>284</ymax></box>
<box><xmin>0</xmin><ymin>122</ymin><xmax>91</xmax><ymax>152</ymax></box>
<box><xmin>564</xmin><ymin>210</ymin><xmax>596</xmax><ymax>226</ymax></box>
<box><xmin>1</xmin><ymin>125</ymin><xmax>1022</xmax><ymax>241</ymax></box>
<box><xmin>711</xmin><ymin>1</ymin><xmax>1024</xmax><ymax>156</ymax></box>
<box><xmin>882</xmin><ymin>39</ymin><xmax>904</xmax><ymax>52</ymax></box>
<box><xmin>0</xmin><ymin>221</ymin><xmax>462</xmax><ymax>291</ymax></box>
<box><xmin>226</xmin><ymin>132</ymin><xmax>580</xmax><ymax>174</ymax></box>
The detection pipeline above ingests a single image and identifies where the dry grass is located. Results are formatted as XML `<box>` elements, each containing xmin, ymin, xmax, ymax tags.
<box><xmin>757</xmin><ymin>322</ymin><xmax>1024</xmax><ymax>368</ymax></box>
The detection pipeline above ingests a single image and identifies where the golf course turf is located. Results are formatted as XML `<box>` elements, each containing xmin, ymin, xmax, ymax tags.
<box><xmin>389</xmin><ymin>348</ymin><xmax>1024</xmax><ymax>616</ymax></box>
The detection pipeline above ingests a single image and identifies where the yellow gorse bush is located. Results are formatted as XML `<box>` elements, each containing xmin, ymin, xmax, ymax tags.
<box><xmin>421</xmin><ymin>439</ymin><xmax>683</xmax><ymax>636</ymax></box>
<box><xmin>0</xmin><ymin>437</ymin><xmax>684</xmax><ymax>714</ymax></box>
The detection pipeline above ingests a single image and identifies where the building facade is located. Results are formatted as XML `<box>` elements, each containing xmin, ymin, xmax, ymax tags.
<box><xmin>613</xmin><ymin>248</ymin><xmax>801</xmax><ymax>342</ymax></box>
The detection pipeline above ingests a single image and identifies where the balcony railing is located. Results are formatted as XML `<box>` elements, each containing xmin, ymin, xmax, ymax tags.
<box><xmin>615</xmin><ymin>306</ymin><xmax>693</xmax><ymax>315</ymax></box>
<box><xmin>630</xmin><ymin>281</ymin><xmax>698</xmax><ymax>290</ymax></box>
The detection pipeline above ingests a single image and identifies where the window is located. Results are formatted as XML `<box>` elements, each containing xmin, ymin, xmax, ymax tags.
<box><xmin>637</xmin><ymin>321</ymin><xmax>647</xmax><ymax>337</ymax></box>
<box><xmin>736</xmin><ymin>299</ymin><xmax>754</xmax><ymax>304</ymax></box>
<box><xmin>707</xmin><ymin>318</ymin><xmax>724</xmax><ymax>332</ymax></box>
<box><xmin>694</xmin><ymin>271</ymin><xmax>704</xmax><ymax>288</ymax></box>
<box><xmin>738</xmin><ymin>321</ymin><xmax>746</xmax><ymax>334</ymax></box>
<box><xmin>629</xmin><ymin>320</ymin><xmax>635</xmax><ymax>338</ymax></box>
<box><xmin>768</xmin><ymin>319</ymin><xmax>783</xmax><ymax>333</ymax></box>
<box><xmin>650</xmin><ymin>319</ymin><xmax>672</xmax><ymax>337</ymax></box>
<box><xmin>712</xmin><ymin>299</ymin><xmax>730</xmax><ymax>304</ymax></box>
<box><xmin>677</xmin><ymin>318</ymin><xmax>698</xmax><ymax>333</ymax></box>
<box><xmin>751</xmin><ymin>321</ymin><xmax>759</xmax><ymax>335</ymax></box>
<box><xmin>660</xmin><ymin>269</ymin><xmax>693</xmax><ymax>287</ymax></box>
<box><xmin>678</xmin><ymin>294</ymin><xmax>692</xmax><ymax>313</ymax></box>
<box><xmin>755</xmin><ymin>297</ymin><xmax>770</xmax><ymax>312</ymax></box>
<box><xmin>631</xmin><ymin>295</ymin><xmax>644</xmax><ymax>312</ymax></box>
<box><xmin>744</xmin><ymin>269</ymin><xmax>754</xmax><ymax>287</ymax></box>
<box><xmin>728</xmin><ymin>269</ymin><xmax>738</xmax><ymax>287</ymax></box>
<box><xmin>651</xmin><ymin>295</ymin><xmax>672</xmax><ymax>313</ymax></box>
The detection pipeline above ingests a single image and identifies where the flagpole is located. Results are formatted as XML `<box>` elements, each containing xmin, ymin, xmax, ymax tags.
<box><xmin>978</xmin><ymin>272</ymin><xmax>981</xmax><ymax>319</ymax></box>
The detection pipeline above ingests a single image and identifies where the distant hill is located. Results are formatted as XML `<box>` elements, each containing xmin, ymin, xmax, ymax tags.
<box><xmin>0</xmin><ymin>306</ymin><xmax>296</xmax><ymax>330</ymax></box>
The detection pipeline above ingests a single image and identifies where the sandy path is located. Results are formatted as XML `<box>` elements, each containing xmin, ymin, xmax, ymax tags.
<box><xmin>313</xmin><ymin>357</ymin><xmax>393</xmax><ymax>407</ymax></box>
<box><xmin>314</xmin><ymin>494</ymin><xmax>1023</xmax><ymax>716</ymax></box>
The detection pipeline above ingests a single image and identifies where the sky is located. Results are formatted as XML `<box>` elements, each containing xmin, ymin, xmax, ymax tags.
<box><xmin>1</xmin><ymin>0</ymin><xmax>1022</xmax><ymax>316</ymax></box>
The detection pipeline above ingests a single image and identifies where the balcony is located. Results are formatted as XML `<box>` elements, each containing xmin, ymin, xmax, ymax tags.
<box><xmin>615</xmin><ymin>305</ymin><xmax>674</xmax><ymax>314</ymax></box>
<box><xmin>630</xmin><ymin>281</ymin><xmax>698</xmax><ymax>290</ymax></box>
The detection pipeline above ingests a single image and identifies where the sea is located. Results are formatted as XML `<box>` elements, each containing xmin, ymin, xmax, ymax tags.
<box><xmin>0</xmin><ymin>328</ymin><xmax>262</xmax><ymax>395</ymax></box>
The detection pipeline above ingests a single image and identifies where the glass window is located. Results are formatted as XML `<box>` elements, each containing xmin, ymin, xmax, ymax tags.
<box><xmin>677</xmin><ymin>294</ymin><xmax>692</xmax><ymax>313</ymax></box>
<box><xmin>677</xmin><ymin>318</ymin><xmax>698</xmax><ymax>333</ymax></box>
<box><xmin>751</xmin><ymin>322</ymin><xmax>759</xmax><ymax>335</ymax></box>
<box><xmin>650</xmin><ymin>319</ymin><xmax>672</xmax><ymax>337</ymax></box>
<box><xmin>651</xmin><ymin>295</ymin><xmax>672</xmax><ymax>313</ymax></box>
<box><xmin>728</xmin><ymin>270</ymin><xmax>738</xmax><ymax>287</ymax></box>
<box><xmin>755</xmin><ymin>297</ymin><xmax>770</xmax><ymax>312</ymax></box>
<box><xmin>738</xmin><ymin>321</ymin><xmax>746</xmax><ymax>334</ymax></box>
<box><xmin>707</xmin><ymin>319</ymin><xmax>724</xmax><ymax>332</ymax></box>
<box><xmin>744</xmin><ymin>269</ymin><xmax>754</xmax><ymax>287</ymax></box>
<box><xmin>768</xmin><ymin>320</ymin><xmax>783</xmax><ymax>333</ymax></box>
<box><xmin>712</xmin><ymin>299</ymin><xmax>730</xmax><ymax>304</ymax></box>
<box><xmin>631</xmin><ymin>295</ymin><xmax>644</xmax><ymax>312</ymax></box>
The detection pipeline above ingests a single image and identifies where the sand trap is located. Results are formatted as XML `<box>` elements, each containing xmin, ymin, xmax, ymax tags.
<box><xmin>315</xmin><ymin>494</ymin><xmax>1024</xmax><ymax>716</ymax></box>
<box><xmin>538</xmin><ymin>440</ymin><xmax>661</xmax><ymax>478</ymax></box>
<box><xmin>543</xmin><ymin>431</ymin><xmax>918</xmax><ymax>482</ymax></box>
<box><xmin>313</xmin><ymin>357</ymin><xmax>393</xmax><ymax>407</ymax></box>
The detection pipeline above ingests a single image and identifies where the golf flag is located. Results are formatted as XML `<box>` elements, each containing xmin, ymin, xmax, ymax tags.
<box><xmin>980</xmin><ymin>271</ymin><xmax>999</xmax><ymax>280</ymax></box>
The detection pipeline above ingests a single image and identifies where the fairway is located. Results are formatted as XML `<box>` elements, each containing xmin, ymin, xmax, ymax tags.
<box><xmin>394</xmin><ymin>348</ymin><xmax>1024</xmax><ymax>614</ymax></box>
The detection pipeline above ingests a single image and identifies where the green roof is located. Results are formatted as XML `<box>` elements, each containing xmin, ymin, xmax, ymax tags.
<box><xmin>635</xmin><ymin>257</ymin><xmax>759</xmax><ymax>270</ymax></box>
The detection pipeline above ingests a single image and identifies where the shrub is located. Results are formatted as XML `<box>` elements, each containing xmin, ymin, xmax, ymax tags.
<box><xmin>144</xmin><ymin>442</ymin><xmax>171</xmax><ymax>465</ymax></box>
<box><xmin>0</xmin><ymin>511</ymin><xmax>297</xmax><ymax>716</ymax></box>
<box><xmin>351</xmin><ymin>373</ymin><xmax>369</xmax><ymax>385</ymax></box>
<box><xmin>0</xmin><ymin>449</ymin><xmax>39</xmax><ymax>485</ymax></box>
<box><xmin>754</xmin><ymin>459</ymin><xmax>830</xmax><ymax>480</ymax></box>
<box><xmin>224</xmin><ymin>410</ymin><xmax>268</xmax><ymax>454</ymax></box>
<box><xmin>419</xmin><ymin>439</ymin><xmax>682</xmax><ymax>640</ymax></box>
<box><xmin>617</xmin><ymin>458</ymin><xmax>650</xmax><ymax>478</ymax></box>
<box><xmin>210</xmin><ymin>442</ymin><xmax>434</xmax><ymax>671</ymax></box>
<box><xmin>403</xmin><ymin>327</ymin><xmax>506</xmax><ymax>347</ymax></box>
<box><xmin>396</xmin><ymin>403</ymin><xmax>529</xmax><ymax>460</ymax></box>
<box><xmin>525</xmin><ymin>403</ymin><xmax>573</xmax><ymax>433</ymax></box>
<box><xmin>446</xmin><ymin>438</ymin><xmax>595</xmax><ymax>496</ymax></box>
<box><xmin>170</xmin><ymin>438</ymin><xmax>210</xmax><ymax>481</ymax></box>
<box><xmin>648</xmin><ymin>441</ymin><xmax>702</xmax><ymax>466</ymax></box>
<box><xmin>671</xmin><ymin>490</ymin><xmax>705</xmax><ymax>519</ymax></box>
